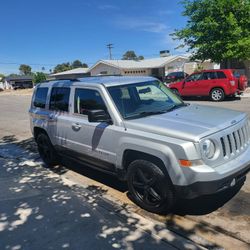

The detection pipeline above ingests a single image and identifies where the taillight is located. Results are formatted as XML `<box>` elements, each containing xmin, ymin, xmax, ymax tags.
<box><xmin>230</xmin><ymin>80</ymin><xmax>235</xmax><ymax>86</ymax></box>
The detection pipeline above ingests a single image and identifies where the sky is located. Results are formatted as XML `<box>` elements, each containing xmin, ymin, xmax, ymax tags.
<box><xmin>0</xmin><ymin>0</ymin><xmax>187</xmax><ymax>74</ymax></box>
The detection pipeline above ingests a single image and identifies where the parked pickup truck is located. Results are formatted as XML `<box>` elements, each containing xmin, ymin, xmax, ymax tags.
<box><xmin>168</xmin><ymin>69</ymin><xmax>248</xmax><ymax>101</ymax></box>
<box><xmin>29</xmin><ymin>76</ymin><xmax>250</xmax><ymax>213</ymax></box>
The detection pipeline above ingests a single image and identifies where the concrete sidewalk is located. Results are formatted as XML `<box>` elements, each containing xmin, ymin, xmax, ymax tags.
<box><xmin>0</xmin><ymin>141</ymin><xmax>208</xmax><ymax>250</ymax></box>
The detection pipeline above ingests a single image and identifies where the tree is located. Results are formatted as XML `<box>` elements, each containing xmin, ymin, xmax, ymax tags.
<box><xmin>0</xmin><ymin>74</ymin><xmax>5</xmax><ymax>80</ymax></box>
<box><xmin>137</xmin><ymin>55</ymin><xmax>144</xmax><ymax>60</ymax></box>
<box><xmin>72</xmin><ymin>60</ymin><xmax>83</xmax><ymax>68</ymax></box>
<box><xmin>53</xmin><ymin>62</ymin><xmax>71</xmax><ymax>73</ymax></box>
<box><xmin>122</xmin><ymin>51</ymin><xmax>144</xmax><ymax>60</ymax></box>
<box><xmin>19</xmin><ymin>64</ymin><xmax>32</xmax><ymax>75</ymax></box>
<box><xmin>172</xmin><ymin>0</ymin><xmax>250</xmax><ymax>64</ymax></box>
<box><xmin>33</xmin><ymin>72</ymin><xmax>47</xmax><ymax>85</ymax></box>
<box><xmin>53</xmin><ymin>60</ymin><xmax>88</xmax><ymax>73</ymax></box>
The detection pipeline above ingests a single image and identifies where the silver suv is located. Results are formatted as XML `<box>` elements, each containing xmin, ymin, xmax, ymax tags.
<box><xmin>29</xmin><ymin>76</ymin><xmax>250</xmax><ymax>213</ymax></box>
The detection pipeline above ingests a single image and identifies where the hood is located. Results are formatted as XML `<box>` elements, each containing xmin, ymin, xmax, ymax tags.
<box><xmin>124</xmin><ymin>104</ymin><xmax>247</xmax><ymax>142</ymax></box>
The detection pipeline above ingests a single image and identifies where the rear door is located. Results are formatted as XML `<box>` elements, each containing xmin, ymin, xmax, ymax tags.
<box><xmin>47</xmin><ymin>87</ymin><xmax>71</xmax><ymax>146</ymax></box>
<box><xmin>196</xmin><ymin>71</ymin><xmax>217</xmax><ymax>96</ymax></box>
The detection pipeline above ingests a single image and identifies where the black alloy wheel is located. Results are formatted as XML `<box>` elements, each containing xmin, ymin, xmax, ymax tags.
<box><xmin>127</xmin><ymin>160</ymin><xmax>175</xmax><ymax>214</ymax></box>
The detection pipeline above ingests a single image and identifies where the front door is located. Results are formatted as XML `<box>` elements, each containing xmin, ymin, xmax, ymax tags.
<box><xmin>181</xmin><ymin>72</ymin><xmax>203</xmax><ymax>96</ymax></box>
<box><xmin>64</xmin><ymin>87</ymin><xmax>120</xmax><ymax>170</ymax></box>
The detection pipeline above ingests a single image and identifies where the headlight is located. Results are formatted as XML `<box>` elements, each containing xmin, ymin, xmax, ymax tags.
<box><xmin>202</xmin><ymin>139</ymin><xmax>216</xmax><ymax>159</ymax></box>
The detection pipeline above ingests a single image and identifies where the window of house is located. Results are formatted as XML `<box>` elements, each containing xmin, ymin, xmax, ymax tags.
<box><xmin>100</xmin><ymin>71</ymin><xmax>108</xmax><ymax>75</ymax></box>
<box><xmin>49</xmin><ymin>87</ymin><xmax>70</xmax><ymax>112</ymax></box>
<box><xmin>34</xmin><ymin>87</ymin><xmax>48</xmax><ymax>108</ymax></box>
<box><xmin>74</xmin><ymin>88</ymin><xmax>107</xmax><ymax>115</ymax></box>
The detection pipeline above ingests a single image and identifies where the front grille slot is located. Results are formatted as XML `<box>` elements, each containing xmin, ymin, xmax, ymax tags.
<box><xmin>220</xmin><ymin>138</ymin><xmax>226</xmax><ymax>157</ymax></box>
<box><xmin>219</xmin><ymin>121</ymin><xmax>250</xmax><ymax>160</ymax></box>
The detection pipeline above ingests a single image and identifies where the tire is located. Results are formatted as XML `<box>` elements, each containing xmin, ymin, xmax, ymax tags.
<box><xmin>127</xmin><ymin>160</ymin><xmax>175</xmax><ymax>214</ymax></box>
<box><xmin>210</xmin><ymin>88</ymin><xmax>225</xmax><ymax>101</ymax></box>
<box><xmin>171</xmin><ymin>88</ymin><xmax>180</xmax><ymax>96</ymax></box>
<box><xmin>37</xmin><ymin>133</ymin><xmax>58</xmax><ymax>167</ymax></box>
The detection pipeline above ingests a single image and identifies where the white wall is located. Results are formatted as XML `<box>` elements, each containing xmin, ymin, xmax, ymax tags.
<box><xmin>164</xmin><ymin>58</ymin><xmax>188</xmax><ymax>75</ymax></box>
<box><xmin>90</xmin><ymin>63</ymin><xmax>121</xmax><ymax>76</ymax></box>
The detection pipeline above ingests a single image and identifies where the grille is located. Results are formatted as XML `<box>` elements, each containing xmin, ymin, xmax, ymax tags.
<box><xmin>220</xmin><ymin>121</ymin><xmax>250</xmax><ymax>158</ymax></box>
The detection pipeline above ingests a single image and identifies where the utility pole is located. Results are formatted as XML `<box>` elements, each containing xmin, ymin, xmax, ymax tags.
<box><xmin>106</xmin><ymin>43</ymin><xmax>114</xmax><ymax>60</ymax></box>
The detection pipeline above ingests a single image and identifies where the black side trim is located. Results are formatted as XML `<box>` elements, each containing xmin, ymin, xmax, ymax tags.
<box><xmin>175</xmin><ymin>164</ymin><xmax>250</xmax><ymax>199</ymax></box>
<box><xmin>55</xmin><ymin>145</ymin><xmax>116</xmax><ymax>173</ymax></box>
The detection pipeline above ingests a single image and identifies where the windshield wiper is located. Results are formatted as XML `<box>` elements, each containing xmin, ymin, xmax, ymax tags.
<box><xmin>166</xmin><ymin>103</ymin><xmax>188</xmax><ymax>112</ymax></box>
<box><xmin>138</xmin><ymin>110</ymin><xmax>167</xmax><ymax>117</ymax></box>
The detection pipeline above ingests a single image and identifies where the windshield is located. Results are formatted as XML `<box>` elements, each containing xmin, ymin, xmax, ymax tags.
<box><xmin>108</xmin><ymin>80</ymin><xmax>185</xmax><ymax>119</ymax></box>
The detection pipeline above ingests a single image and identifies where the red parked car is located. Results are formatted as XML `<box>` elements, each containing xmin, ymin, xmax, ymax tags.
<box><xmin>168</xmin><ymin>69</ymin><xmax>248</xmax><ymax>101</ymax></box>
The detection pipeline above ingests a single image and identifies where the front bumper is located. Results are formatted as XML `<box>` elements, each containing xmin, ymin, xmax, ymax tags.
<box><xmin>174</xmin><ymin>164</ymin><xmax>250</xmax><ymax>199</ymax></box>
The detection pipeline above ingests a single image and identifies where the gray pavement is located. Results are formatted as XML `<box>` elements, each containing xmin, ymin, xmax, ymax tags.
<box><xmin>0</xmin><ymin>140</ymin><xmax>205</xmax><ymax>250</ymax></box>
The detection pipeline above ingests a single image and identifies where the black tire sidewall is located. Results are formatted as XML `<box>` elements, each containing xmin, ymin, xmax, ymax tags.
<box><xmin>37</xmin><ymin>133</ymin><xmax>57</xmax><ymax>167</ymax></box>
<box><xmin>127</xmin><ymin>160</ymin><xmax>175</xmax><ymax>214</ymax></box>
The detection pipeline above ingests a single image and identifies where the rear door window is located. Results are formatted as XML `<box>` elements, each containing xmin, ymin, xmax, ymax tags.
<box><xmin>202</xmin><ymin>72</ymin><xmax>217</xmax><ymax>80</ymax></box>
<box><xmin>49</xmin><ymin>87</ymin><xmax>70</xmax><ymax>112</ymax></box>
<box><xmin>34</xmin><ymin>87</ymin><xmax>48</xmax><ymax>108</ymax></box>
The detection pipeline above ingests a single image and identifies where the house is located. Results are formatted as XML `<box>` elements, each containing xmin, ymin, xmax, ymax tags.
<box><xmin>50</xmin><ymin>67</ymin><xmax>90</xmax><ymax>80</ymax></box>
<box><xmin>89</xmin><ymin>55</ymin><xmax>190</xmax><ymax>80</ymax></box>
<box><xmin>4</xmin><ymin>76</ymin><xmax>33</xmax><ymax>89</ymax></box>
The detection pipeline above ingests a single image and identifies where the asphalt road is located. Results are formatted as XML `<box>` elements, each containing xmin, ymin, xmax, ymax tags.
<box><xmin>0</xmin><ymin>91</ymin><xmax>250</xmax><ymax>249</ymax></box>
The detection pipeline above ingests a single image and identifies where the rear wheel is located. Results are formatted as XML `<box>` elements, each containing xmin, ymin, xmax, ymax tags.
<box><xmin>210</xmin><ymin>88</ymin><xmax>225</xmax><ymax>101</ymax></box>
<box><xmin>37</xmin><ymin>133</ymin><xmax>58</xmax><ymax>167</ymax></box>
<box><xmin>127</xmin><ymin>160</ymin><xmax>175</xmax><ymax>214</ymax></box>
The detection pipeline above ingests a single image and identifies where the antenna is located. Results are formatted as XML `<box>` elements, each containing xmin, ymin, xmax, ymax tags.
<box><xmin>106</xmin><ymin>43</ymin><xmax>114</xmax><ymax>60</ymax></box>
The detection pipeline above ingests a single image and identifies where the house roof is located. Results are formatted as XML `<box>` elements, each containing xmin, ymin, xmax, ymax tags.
<box><xmin>50</xmin><ymin>67</ymin><xmax>89</xmax><ymax>76</ymax></box>
<box><xmin>5</xmin><ymin>75</ymin><xmax>33</xmax><ymax>81</ymax></box>
<box><xmin>89</xmin><ymin>55</ymin><xmax>189</xmax><ymax>71</ymax></box>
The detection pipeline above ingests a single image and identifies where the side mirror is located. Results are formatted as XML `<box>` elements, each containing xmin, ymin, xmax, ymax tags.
<box><xmin>88</xmin><ymin>110</ymin><xmax>112</xmax><ymax>124</ymax></box>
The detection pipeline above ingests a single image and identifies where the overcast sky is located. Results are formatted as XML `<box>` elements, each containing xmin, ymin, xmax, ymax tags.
<box><xmin>0</xmin><ymin>0</ymin><xmax>187</xmax><ymax>74</ymax></box>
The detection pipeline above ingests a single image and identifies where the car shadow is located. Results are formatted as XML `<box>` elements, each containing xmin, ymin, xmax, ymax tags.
<box><xmin>59</xmin><ymin>156</ymin><xmax>128</xmax><ymax>193</ymax></box>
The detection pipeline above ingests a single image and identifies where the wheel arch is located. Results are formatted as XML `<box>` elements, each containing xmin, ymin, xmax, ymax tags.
<box><xmin>34</xmin><ymin>127</ymin><xmax>48</xmax><ymax>141</ymax></box>
<box><xmin>120</xmin><ymin>148</ymin><xmax>175</xmax><ymax>185</ymax></box>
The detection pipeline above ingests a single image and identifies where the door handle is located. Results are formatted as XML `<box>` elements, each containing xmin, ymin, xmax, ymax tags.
<box><xmin>72</xmin><ymin>123</ymin><xmax>81</xmax><ymax>130</ymax></box>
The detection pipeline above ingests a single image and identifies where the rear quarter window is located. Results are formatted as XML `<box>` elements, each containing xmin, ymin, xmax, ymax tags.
<box><xmin>34</xmin><ymin>87</ymin><xmax>48</xmax><ymax>108</ymax></box>
<box><xmin>216</xmin><ymin>71</ymin><xmax>227</xmax><ymax>79</ymax></box>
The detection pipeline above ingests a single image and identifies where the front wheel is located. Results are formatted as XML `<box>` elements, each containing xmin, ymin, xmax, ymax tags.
<box><xmin>210</xmin><ymin>88</ymin><xmax>225</xmax><ymax>101</ymax></box>
<box><xmin>127</xmin><ymin>160</ymin><xmax>175</xmax><ymax>214</ymax></box>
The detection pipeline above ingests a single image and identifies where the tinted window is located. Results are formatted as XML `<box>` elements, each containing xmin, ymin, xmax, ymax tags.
<box><xmin>50</xmin><ymin>87</ymin><xmax>70</xmax><ymax>112</ymax></box>
<box><xmin>74</xmin><ymin>89</ymin><xmax>107</xmax><ymax>115</ymax></box>
<box><xmin>202</xmin><ymin>72</ymin><xmax>217</xmax><ymax>80</ymax></box>
<box><xmin>217</xmin><ymin>71</ymin><xmax>227</xmax><ymax>79</ymax></box>
<box><xmin>186</xmin><ymin>73</ymin><xmax>202</xmax><ymax>82</ymax></box>
<box><xmin>34</xmin><ymin>87</ymin><xmax>48</xmax><ymax>108</ymax></box>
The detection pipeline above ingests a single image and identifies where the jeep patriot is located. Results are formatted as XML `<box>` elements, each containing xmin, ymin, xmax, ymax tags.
<box><xmin>29</xmin><ymin>76</ymin><xmax>250</xmax><ymax>213</ymax></box>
